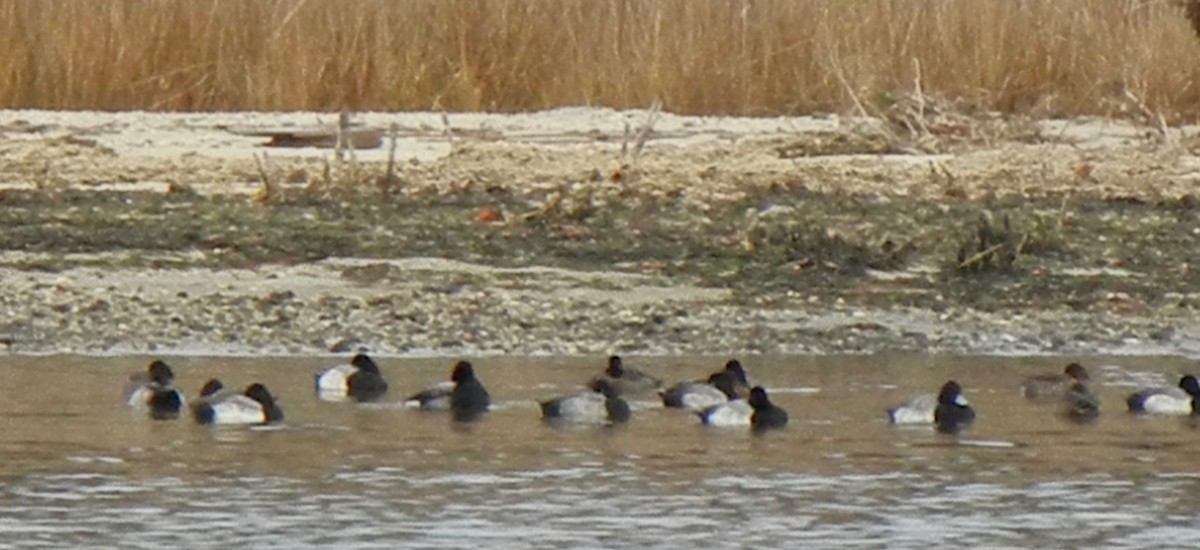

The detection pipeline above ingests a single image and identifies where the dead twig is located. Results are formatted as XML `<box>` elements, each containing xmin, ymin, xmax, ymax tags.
<box><xmin>252</xmin><ymin>153</ymin><xmax>278</xmax><ymax>203</ymax></box>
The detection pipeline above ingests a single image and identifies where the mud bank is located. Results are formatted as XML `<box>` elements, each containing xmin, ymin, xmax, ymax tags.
<box><xmin>0</xmin><ymin>108</ymin><xmax>1198</xmax><ymax>356</ymax></box>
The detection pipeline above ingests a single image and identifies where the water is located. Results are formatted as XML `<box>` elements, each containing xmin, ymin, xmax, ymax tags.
<box><xmin>2</xmin><ymin>354</ymin><xmax>1200</xmax><ymax>548</ymax></box>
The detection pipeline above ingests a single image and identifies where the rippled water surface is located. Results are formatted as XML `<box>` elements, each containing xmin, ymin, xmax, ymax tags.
<box><xmin>3</xmin><ymin>354</ymin><xmax>1200</xmax><ymax>548</ymax></box>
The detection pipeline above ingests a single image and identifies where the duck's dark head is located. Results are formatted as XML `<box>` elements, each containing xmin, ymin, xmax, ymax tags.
<box><xmin>708</xmin><ymin>371</ymin><xmax>741</xmax><ymax>399</ymax></box>
<box><xmin>1064</xmin><ymin>363</ymin><xmax>1089</xmax><ymax>382</ymax></box>
<box><xmin>724</xmin><ymin>360</ymin><xmax>749</xmax><ymax>387</ymax></box>
<box><xmin>937</xmin><ymin>380</ymin><xmax>968</xmax><ymax>406</ymax></box>
<box><xmin>605</xmin><ymin>355</ymin><xmax>624</xmax><ymax>378</ymax></box>
<box><xmin>244</xmin><ymin>383</ymin><xmax>284</xmax><ymax>423</ymax></box>
<box><xmin>244</xmin><ymin>383</ymin><xmax>276</xmax><ymax>406</ymax></box>
<box><xmin>1180</xmin><ymin>375</ymin><xmax>1200</xmax><ymax>397</ymax></box>
<box><xmin>148</xmin><ymin>360</ymin><xmax>175</xmax><ymax>386</ymax></box>
<box><xmin>748</xmin><ymin>386</ymin><xmax>771</xmax><ymax>409</ymax></box>
<box><xmin>451</xmin><ymin>361</ymin><xmax>475</xmax><ymax>383</ymax></box>
<box><xmin>351</xmin><ymin>353</ymin><xmax>381</xmax><ymax>374</ymax></box>
<box><xmin>199</xmin><ymin>379</ymin><xmax>224</xmax><ymax>398</ymax></box>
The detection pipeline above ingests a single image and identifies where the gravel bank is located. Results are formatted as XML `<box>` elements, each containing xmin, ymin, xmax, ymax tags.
<box><xmin>1</xmin><ymin>108</ymin><xmax>1199</xmax><ymax>357</ymax></box>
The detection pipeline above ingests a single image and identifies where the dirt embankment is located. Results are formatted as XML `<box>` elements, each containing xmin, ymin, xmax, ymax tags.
<box><xmin>1</xmin><ymin>108</ymin><xmax>1199</xmax><ymax>357</ymax></box>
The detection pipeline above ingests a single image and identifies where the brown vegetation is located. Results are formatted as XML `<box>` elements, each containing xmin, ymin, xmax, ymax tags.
<box><xmin>1</xmin><ymin>0</ymin><xmax>1199</xmax><ymax>118</ymax></box>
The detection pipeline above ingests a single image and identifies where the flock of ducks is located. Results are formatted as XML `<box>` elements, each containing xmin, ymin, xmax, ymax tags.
<box><xmin>890</xmin><ymin>362</ymin><xmax>1200</xmax><ymax>434</ymax></box>
<box><xmin>124</xmin><ymin>357</ymin><xmax>1200</xmax><ymax>434</ymax></box>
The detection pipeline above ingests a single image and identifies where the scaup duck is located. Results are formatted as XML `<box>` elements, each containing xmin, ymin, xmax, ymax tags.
<box><xmin>698</xmin><ymin>398</ymin><xmax>752</xmax><ymax>427</ymax></box>
<box><xmin>748</xmin><ymin>386</ymin><xmax>788</xmax><ymax>432</ymax></box>
<box><xmin>314</xmin><ymin>353</ymin><xmax>389</xmax><ymax>402</ymax></box>
<box><xmin>661</xmin><ymin>359</ymin><xmax>749</xmax><ymax>411</ymax></box>
<box><xmin>193</xmin><ymin>382</ymin><xmax>284</xmax><ymax>426</ymax></box>
<box><xmin>934</xmin><ymin>380</ymin><xmax>975</xmax><ymax>434</ymax></box>
<box><xmin>887</xmin><ymin>393</ymin><xmax>936</xmax><ymax>425</ymax></box>
<box><xmin>1126</xmin><ymin>375</ymin><xmax>1200</xmax><ymax>416</ymax></box>
<box><xmin>541</xmin><ymin>379</ymin><xmax>631</xmax><ymax>425</ymax></box>
<box><xmin>125</xmin><ymin>360</ymin><xmax>184</xmax><ymax>420</ymax></box>
<box><xmin>449</xmin><ymin>361</ymin><xmax>491</xmax><ymax>423</ymax></box>
<box><xmin>408</xmin><ymin>361</ymin><xmax>491</xmax><ymax>422</ymax></box>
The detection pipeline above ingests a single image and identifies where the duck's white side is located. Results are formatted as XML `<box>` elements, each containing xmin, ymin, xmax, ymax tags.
<box><xmin>699</xmin><ymin>399</ymin><xmax>752</xmax><ymax>427</ymax></box>
<box><xmin>887</xmin><ymin>394</ymin><xmax>936</xmax><ymax>424</ymax></box>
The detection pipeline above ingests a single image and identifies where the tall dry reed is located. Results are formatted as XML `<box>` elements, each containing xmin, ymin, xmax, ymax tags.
<box><xmin>1</xmin><ymin>0</ymin><xmax>1197</xmax><ymax>119</ymax></box>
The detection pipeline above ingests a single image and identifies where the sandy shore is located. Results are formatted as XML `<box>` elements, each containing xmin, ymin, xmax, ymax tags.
<box><xmin>1</xmin><ymin>108</ymin><xmax>1198</xmax><ymax>357</ymax></box>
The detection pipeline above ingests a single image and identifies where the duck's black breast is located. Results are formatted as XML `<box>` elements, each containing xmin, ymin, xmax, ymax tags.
<box><xmin>148</xmin><ymin>388</ymin><xmax>183</xmax><ymax>421</ymax></box>
<box><xmin>606</xmin><ymin>396</ymin><xmax>632</xmax><ymax>424</ymax></box>
<box><xmin>451</xmin><ymin>379</ymin><xmax>491</xmax><ymax>423</ymax></box>
<box><xmin>934</xmin><ymin>403</ymin><xmax>975</xmax><ymax>434</ymax></box>
<box><xmin>347</xmin><ymin>370</ymin><xmax>389</xmax><ymax>403</ymax></box>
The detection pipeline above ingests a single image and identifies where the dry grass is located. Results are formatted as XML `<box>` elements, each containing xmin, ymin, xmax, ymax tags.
<box><xmin>2</xmin><ymin>0</ymin><xmax>1199</xmax><ymax>118</ymax></box>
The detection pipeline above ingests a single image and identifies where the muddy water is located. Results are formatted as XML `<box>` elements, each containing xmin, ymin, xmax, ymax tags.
<box><xmin>2</xmin><ymin>354</ymin><xmax>1200</xmax><ymax>548</ymax></box>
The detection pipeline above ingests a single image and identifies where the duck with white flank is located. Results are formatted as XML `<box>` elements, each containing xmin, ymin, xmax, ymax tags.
<box><xmin>661</xmin><ymin>359</ymin><xmax>750</xmax><ymax>412</ymax></box>
<box><xmin>541</xmin><ymin>379</ymin><xmax>631</xmax><ymax>425</ymax></box>
<box><xmin>698</xmin><ymin>398</ymin><xmax>754</xmax><ymax>427</ymax></box>
<box><xmin>886</xmin><ymin>393</ymin><xmax>937</xmax><ymax>425</ymax></box>
<box><xmin>1126</xmin><ymin>375</ymin><xmax>1200</xmax><ymax>416</ymax></box>
<box><xmin>124</xmin><ymin>359</ymin><xmax>184</xmax><ymax>420</ymax></box>
<box><xmin>408</xmin><ymin>361</ymin><xmax>491</xmax><ymax>423</ymax></box>
<box><xmin>314</xmin><ymin>353</ymin><xmax>389</xmax><ymax>403</ymax></box>
<box><xmin>192</xmin><ymin>381</ymin><xmax>284</xmax><ymax>426</ymax></box>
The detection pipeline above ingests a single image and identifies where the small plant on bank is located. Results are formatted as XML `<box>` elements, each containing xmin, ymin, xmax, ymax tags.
<box><xmin>953</xmin><ymin>210</ymin><xmax>1065</xmax><ymax>275</ymax></box>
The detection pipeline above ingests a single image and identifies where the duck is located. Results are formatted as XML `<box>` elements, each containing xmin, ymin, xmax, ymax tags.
<box><xmin>698</xmin><ymin>398</ymin><xmax>753</xmax><ymax>427</ymax></box>
<box><xmin>1126</xmin><ymin>375</ymin><xmax>1200</xmax><ymax>416</ymax></box>
<box><xmin>748</xmin><ymin>386</ymin><xmax>788</xmax><ymax>431</ymax></box>
<box><xmin>450</xmin><ymin>361</ymin><xmax>491</xmax><ymax>423</ymax></box>
<box><xmin>1022</xmin><ymin>362</ymin><xmax>1090</xmax><ymax>400</ymax></box>
<box><xmin>124</xmin><ymin>359</ymin><xmax>184</xmax><ymax>420</ymax></box>
<box><xmin>314</xmin><ymin>353</ymin><xmax>389</xmax><ymax>402</ymax></box>
<box><xmin>1062</xmin><ymin>381</ymin><xmax>1100</xmax><ymax>423</ymax></box>
<box><xmin>661</xmin><ymin>359</ymin><xmax>749</xmax><ymax>411</ymax></box>
<box><xmin>934</xmin><ymin>380</ymin><xmax>975</xmax><ymax>434</ymax></box>
<box><xmin>590</xmin><ymin>355</ymin><xmax>662</xmax><ymax>397</ymax></box>
<box><xmin>190</xmin><ymin>378</ymin><xmax>229</xmax><ymax>421</ymax></box>
<box><xmin>193</xmin><ymin>382</ymin><xmax>284</xmax><ymax>426</ymax></box>
<box><xmin>408</xmin><ymin>361</ymin><xmax>491</xmax><ymax>422</ymax></box>
<box><xmin>540</xmin><ymin>379</ymin><xmax>631</xmax><ymax>425</ymax></box>
<box><xmin>886</xmin><ymin>393</ymin><xmax>937</xmax><ymax>425</ymax></box>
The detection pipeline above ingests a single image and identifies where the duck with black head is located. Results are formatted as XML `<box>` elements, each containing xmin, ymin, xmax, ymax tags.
<box><xmin>748</xmin><ymin>386</ymin><xmax>788</xmax><ymax>432</ymax></box>
<box><xmin>450</xmin><ymin>361</ymin><xmax>491</xmax><ymax>423</ymax></box>
<box><xmin>193</xmin><ymin>382</ymin><xmax>284</xmax><ymax>426</ymax></box>
<box><xmin>661</xmin><ymin>359</ymin><xmax>750</xmax><ymax>412</ymax></box>
<box><xmin>408</xmin><ymin>360</ymin><xmax>491</xmax><ymax>422</ymax></box>
<box><xmin>934</xmin><ymin>380</ymin><xmax>976</xmax><ymax>435</ymax></box>
<box><xmin>541</xmin><ymin>379</ymin><xmax>631</xmax><ymax>426</ymax></box>
<box><xmin>314</xmin><ymin>353</ymin><xmax>389</xmax><ymax>403</ymax></box>
<box><xmin>1127</xmin><ymin>375</ymin><xmax>1200</xmax><ymax>416</ymax></box>
<box><xmin>125</xmin><ymin>359</ymin><xmax>184</xmax><ymax>420</ymax></box>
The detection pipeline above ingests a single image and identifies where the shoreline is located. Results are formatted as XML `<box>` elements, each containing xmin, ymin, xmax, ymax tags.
<box><xmin>3</xmin><ymin>257</ymin><xmax>1198</xmax><ymax>358</ymax></box>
